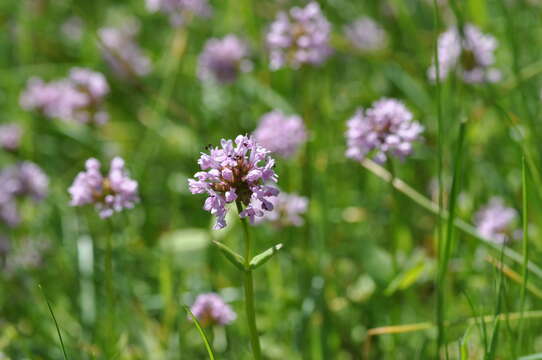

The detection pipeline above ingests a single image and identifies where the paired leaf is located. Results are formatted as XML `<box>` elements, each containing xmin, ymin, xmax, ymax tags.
<box><xmin>212</xmin><ymin>241</ymin><xmax>245</xmax><ymax>271</ymax></box>
<box><xmin>249</xmin><ymin>243</ymin><xmax>283</xmax><ymax>270</ymax></box>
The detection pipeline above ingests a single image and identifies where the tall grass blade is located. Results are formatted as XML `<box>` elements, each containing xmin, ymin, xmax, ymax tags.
<box><xmin>184</xmin><ymin>305</ymin><xmax>216</xmax><ymax>360</ymax></box>
<box><xmin>359</xmin><ymin>159</ymin><xmax>542</xmax><ymax>279</ymax></box>
<box><xmin>519</xmin><ymin>155</ymin><xmax>530</xmax><ymax>347</ymax></box>
<box><xmin>39</xmin><ymin>284</ymin><xmax>69</xmax><ymax>360</ymax></box>
<box><xmin>485</xmin><ymin>246</ymin><xmax>506</xmax><ymax>360</ymax></box>
<box><xmin>437</xmin><ymin>119</ymin><xmax>467</xmax><ymax>356</ymax></box>
<box><xmin>464</xmin><ymin>291</ymin><xmax>488</xmax><ymax>353</ymax></box>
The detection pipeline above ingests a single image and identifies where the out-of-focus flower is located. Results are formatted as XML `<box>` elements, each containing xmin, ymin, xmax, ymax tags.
<box><xmin>0</xmin><ymin>124</ymin><xmax>22</xmax><ymax>151</ymax></box>
<box><xmin>344</xmin><ymin>17</ymin><xmax>388</xmax><ymax>53</ymax></box>
<box><xmin>20</xmin><ymin>68</ymin><xmax>109</xmax><ymax>124</ymax></box>
<box><xmin>345</xmin><ymin>98</ymin><xmax>423</xmax><ymax>163</ymax></box>
<box><xmin>253</xmin><ymin>110</ymin><xmax>307</xmax><ymax>158</ymax></box>
<box><xmin>266</xmin><ymin>1</ymin><xmax>332</xmax><ymax>70</ymax></box>
<box><xmin>428</xmin><ymin>24</ymin><xmax>501</xmax><ymax>84</ymax></box>
<box><xmin>188</xmin><ymin>135</ymin><xmax>279</xmax><ymax>229</ymax></box>
<box><xmin>254</xmin><ymin>191</ymin><xmax>308</xmax><ymax>227</ymax></box>
<box><xmin>61</xmin><ymin>16</ymin><xmax>84</xmax><ymax>41</ymax></box>
<box><xmin>68</xmin><ymin>157</ymin><xmax>139</xmax><ymax>218</ymax></box>
<box><xmin>0</xmin><ymin>162</ymin><xmax>48</xmax><ymax>200</ymax></box>
<box><xmin>0</xmin><ymin>234</ymin><xmax>10</xmax><ymax>257</ymax></box>
<box><xmin>198</xmin><ymin>35</ymin><xmax>252</xmax><ymax>84</ymax></box>
<box><xmin>99</xmin><ymin>23</ymin><xmax>152</xmax><ymax>78</ymax></box>
<box><xmin>474</xmin><ymin>197</ymin><xmax>518</xmax><ymax>244</ymax></box>
<box><xmin>0</xmin><ymin>162</ymin><xmax>48</xmax><ymax>227</ymax></box>
<box><xmin>14</xmin><ymin>162</ymin><xmax>49</xmax><ymax>200</ymax></box>
<box><xmin>190</xmin><ymin>293</ymin><xmax>236</xmax><ymax>326</ymax></box>
<box><xmin>0</xmin><ymin>200</ymin><xmax>19</xmax><ymax>228</ymax></box>
<box><xmin>146</xmin><ymin>0</ymin><xmax>212</xmax><ymax>26</ymax></box>
<box><xmin>5</xmin><ymin>238</ymin><xmax>50</xmax><ymax>274</ymax></box>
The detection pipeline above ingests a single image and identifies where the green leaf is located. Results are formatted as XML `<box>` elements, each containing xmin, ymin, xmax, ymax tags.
<box><xmin>383</xmin><ymin>63</ymin><xmax>431</xmax><ymax>110</ymax></box>
<box><xmin>519</xmin><ymin>354</ymin><xmax>542</xmax><ymax>360</ymax></box>
<box><xmin>184</xmin><ymin>306</ymin><xmax>216</xmax><ymax>360</ymax></box>
<box><xmin>249</xmin><ymin>243</ymin><xmax>283</xmax><ymax>270</ymax></box>
<box><xmin>384</xmin><ymin>261</ymin><xmax>426</xmax><ymax>296</ymax></box>
<box><xmin>212</xmin><ymin>241</ymin><xmax>245</xmax><ymax>271</ymax></box>
<box><xmin>239</xmin><ymin>76</ymin><xmax>295</xmax><ymax>114</ymax></box>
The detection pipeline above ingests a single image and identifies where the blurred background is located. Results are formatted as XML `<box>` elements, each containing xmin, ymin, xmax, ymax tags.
<box><xmin>1</xmin><ymin>0</ymin><xmax>542</xmax><ymax>358</ymax></box>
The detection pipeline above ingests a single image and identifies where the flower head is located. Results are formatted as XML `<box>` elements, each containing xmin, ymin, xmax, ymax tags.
<box><xmin>344</xmin><ymin>17</ymin><xmax>388</xmax><ymax>53</ymax></box>
<box><xmin>20</xmin><ymin>68</ymin><xmax>109</xmax><ymax>124</ymax></box>
<box><xmin>254</xmin><ymin>191</ymin><xmax>308</xmax><ymax>227</ymax></box>
<box><xmin>345</xmin><ymin>98</ymin><xmax>423</xmax><ymax>163</ymax></box>
<box><xmin>146</xmin><ymin>0</ymin><xmax>212</xmax><ymax>26</ymax></box>
<box><xmin>428</xmin><ymin>24</ymin><xmax>501</xmax><ymax>84</ymax></box>
<box><xmin>190</xmin><ymin>293</ymin><xmax>236</xmax><ymax>326</ymax></box>
<box><xmin>266</xmin><ymin>1</ymin><xmax>332</xmax><ymax>70</ymax></box>
<box><xmin>99</xmin><ymin>23</ymin><xmax>152</xmax><ymax>78</ymax></box>
<box><xmin>188</xmin><ymin>135</ymin><xmax>279</xmax><ymax>229</ymax></box>
<box><xmin>253</xmin><ymin>110</ymin><xmax>307</xmax><ymax>158</ymax></box>
<box><xmin>68</xmin><ymin>157</ymin><xmax>139</xmax><ymax>218</ymax></box>
<box><xmin>474</xmin><ymin>197</ymin><xmax>518</xmax><ymax>244</ymax></box>
<box><xmin>0</xmin><ymin>123</ymin><xmax>22</xmax><ymax>152</ymax></box>
<box><xmin>198</xmin><ymin>35</ymin><xmax>252</xmax><ymax>84</ymax></box>
<box><xmin>0</xmin><ymin>162</ymin><xmax>48</xmax><ymax>227</ymax></box>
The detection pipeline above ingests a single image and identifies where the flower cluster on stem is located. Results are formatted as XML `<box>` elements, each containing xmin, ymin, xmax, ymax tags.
<box><xmin>266</xmin><ymin>1</ymin><xmax>332</xmax><ymax>70</ymax></box>
<box><xmin>188</xmin><ymin>135</ymin><xmax>279</xmax><ymax>229</ymax></box>
<box><xmin>68</xmin><ymin>157</ymin><xmax>139</xmax><ymax>218</ymax></box>
<box><xmin>20</xmin><ymin>68</ymin><xmax>109</xmax><ymax>124</ymax></box>
<box><xmin>190</xmin><ymin>293</ymin><xmax>236</xmax><ymax>326</ymax></box>
<box><xmin>345</xmin><ymin>98</ymin><xmax>423</xmax><ymax>163</ymax></box>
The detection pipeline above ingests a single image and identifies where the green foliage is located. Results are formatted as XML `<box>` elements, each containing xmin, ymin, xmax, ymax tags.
<box><xmin>1</xmin><ymin>0</ymin><xmax>542</xmax><ymax>359</ymax></box>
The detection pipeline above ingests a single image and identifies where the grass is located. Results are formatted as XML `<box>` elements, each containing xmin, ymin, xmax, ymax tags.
<box><xmin>1</xmin><ymin>0</ymin><xmax>542</xmax><ymax>358</ymax></box>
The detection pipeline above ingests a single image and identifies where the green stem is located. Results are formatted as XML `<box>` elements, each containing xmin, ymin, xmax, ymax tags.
<box><xmin>519</xmin><ymin>155</ymin><xmax>529</xmax><ymax>347</ymax></box>
<box><xmin>236</xmin><ymin>201</ymin><xmax>262</xmax><ymax>360</ymax></box>
<box><xmin>105</xmin><ymin>222</ymin><xmax>116</xmax><ymax>357</ymax></box>
<box><xmin>360</xmin><ymin>158</ymin><xmax>542</xmax><ymax>279</ymax></box>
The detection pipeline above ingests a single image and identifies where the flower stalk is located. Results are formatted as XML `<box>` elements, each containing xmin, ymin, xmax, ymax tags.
<box><xmin>237</xmin><ymin>200</ymin><xmax>262</xmax><ymax>360</ymax></box>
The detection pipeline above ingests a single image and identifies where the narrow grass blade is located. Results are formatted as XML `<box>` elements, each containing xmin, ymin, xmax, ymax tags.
<box><xmin>519</xmin><ymin>154</ymin><xmax>530</xmax><ymax>346</ymax></box>
<box><xmin>39</xmin><ymin>284</ymin><xmax>69</xmax><ymax>360</ymax></box>
<box><xmin>359</xmin><ymin>159</ymin><xmax>542</xmax><ymax>279</ymax></box>
<box><xmin>184</xmin><ymin>306</ymin><xmax>216</xmax><ymax>360</ymax></box>
<box><xmin>437</xmin><ymin>119</ymin><xmax>467</xmax><ymax>356</ymax></box>
<box><xmin>485</xmin><ymin>256</ymin><xmax>542</xmax><ymax>299</ymax></box>
<box><xmin>464</xmin><ymin>291</ymin><xmax>488</xmax><ymax>353</ymax></box>
<box><xmin>519</xmin><ymin>353</ymin><xmax>542</xmax><ymax>360</ymax></box>
<box><xmin>485</xmin><ymin>247</ymin><xmax>505</xmax><ymax>360</ymax></box>
<box><xmin>366</xmin><ymin>310</ymin><xmax>542</xmax><ymax>337</ymax></box>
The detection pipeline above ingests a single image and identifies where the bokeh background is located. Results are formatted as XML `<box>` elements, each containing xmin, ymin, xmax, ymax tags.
<box><xmin>1</xmin><ymin>0</ymin><xmax>542</xmax><ymax>359</ymax></box>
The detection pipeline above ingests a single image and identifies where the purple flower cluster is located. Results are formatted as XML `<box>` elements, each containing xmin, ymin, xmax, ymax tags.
<box><xmin>198</xmin><ymin>35</ymin><xmax>252</xmax><ymax>84</ymax></box>
<box><xmin>255</xmin><ymin>191</ymin><xmax>308</xmax><ymax>227</ymax></box>
<box><xmin>146</xmin><ymin>0</ymin><xmax>212</xmax><ymax>26</ymax></box>
<box><xmin>68</xmin><ymin>157</ymin><xmax>139</xmax><ymax>218</ymax></box>
<box><xmin>266</xmin><ymin>2</ymin><xmax>332</xmax><ymax>70</ymax></box>
<box><xmin>474</xmin><ymin>198</ymin><xmax>518</xmax><ymax>244</ymax></box>
<box><xmin>99</xmin><ymin>23</ymin><xmax>152</xmax><ymax>78</ymax></box>
<box><xmin>0</xmin><ymin>123</ymin><xmax>22</xmax><ymax>152</ymax></box>
<box><xmin>345</xmin><ymin>98</ymin><xmax>423</xmax><ymax>163</ymax></box>
<box><xmin>20</xmin><ymin>68</ymin><xmax>109</xmax><ymax>124</ymax></box>
<box><xmin>5</xmin><ymin>238</ymin><xmax>50</xmax><ymax>274</ymax></box>
<box><xmin>190</xmin><ymin>293</ymin><xmax>236</xmax><ymax>326</ymax></box>
<box><xmin>0</xmin><ymin>162</ymin><xmax>48</xmax><ymax>227</ymax></box>
<box><xmin>188</xmin><ymin>135</ymin><xmax>279</xmax><ymax>229</ymax></box>
<box><xmin>344</xmin><ymin>17</ymin><xmax>388</xmax><ymax>53</ymax></box>
<box><xmin>253</xmin><ymin>110</ymin><xmax>307</xmax><ymax>158</ymax></box>
<box><xmin>428</xmin><ymin>24</ymin><xmax>501</xmax><ymax>84</ymax></box>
